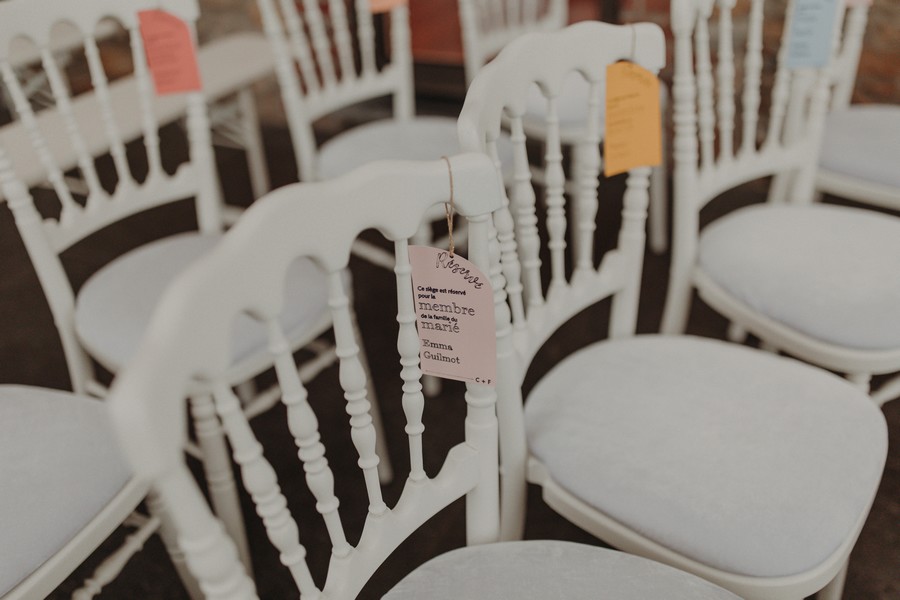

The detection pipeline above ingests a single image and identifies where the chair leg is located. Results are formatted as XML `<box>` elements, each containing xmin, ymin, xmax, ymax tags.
<box><xmin>726</xmin><ymin>322</ymin><xmax>748</xmax><ymax>343</ymax></box>
<box><xmin>847</xmin><ymin>372</ymin><xmax>872</xmax><ymax>393</ymax></box>
<box><xmin>236</xmin><ymin>88</ymin><xmax>270</xmax><ymax>200</ymax></box>
<box><xmin>188</xmin><ymin>394</ymin><xmax>252</xmax><ymax>574</ymax></box>
<box><xmin>71</xmin><ymin>511</ymin><xmax>161</xmax><ymax>600</ymax></box>
<box><xmin>496</xmin><ymin>385</ymin><xmax>528</xmax><ymax>541</ymax></box>
<box><xmin>234</xmin><ymin>379</ymin><xmax>257</xmax><ymax>406</ymax></box>
<box><xmin>767</xmin><ymin>171</ymin><xmax>793</xmax><ymax>204</ymax></box>
<box><xmin>817</xmin><ymin>557</ymin><xmax>849</xmax><ymax>600</ymax></box>
<box><xmin>660</xmin><ymin>273</ymin><xmax>693</xmax><ymax>334</ymax></box>
<box><xmin>147</xmin><ymin>492</ymin><xmax>204</xmax><ymax>600</ymax></box>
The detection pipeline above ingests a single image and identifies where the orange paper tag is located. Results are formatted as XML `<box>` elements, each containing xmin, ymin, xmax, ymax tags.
<box><xmin>370</xmin><ymin>0</ymin><xmax>407</xmax><ymax>13</ymax></box>
<box><xmin>138</xmin><ymin>10</ymin><xmax>202</xmax><ymax>95</ymax></box>
<box><xmin>409</xmin><ymin>246</ymin><xmax>496</xmax><ymax>387</ymax></box>
<box><xmin>604</xmin><ymin>61</ymin><xmax>662</xmax><ymax>177</ymax></box>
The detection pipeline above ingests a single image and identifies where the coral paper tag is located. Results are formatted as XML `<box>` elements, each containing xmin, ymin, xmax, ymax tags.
<box><xmin>604</xmin><ymin>61</ymin><xmax>662</xmax><ymax>177</ymax></box>
<box><xmin>786</xmin><ymin>0</ymin><xmax>840</xmax><ymax>68</ymax></box>
<box><xmin>370</xmin><ymin>0</ymin><xmax>407</xmax><ymax>14</ymax></box>
<box><xmin>408</xmin><ymin>246</ymin><xmax>496</xmax><ymax>387</ymax></box>
<box><xmin>138</xmin><ymin>10</ymin><xmax>202</xmax><ymax>95</ymax></box>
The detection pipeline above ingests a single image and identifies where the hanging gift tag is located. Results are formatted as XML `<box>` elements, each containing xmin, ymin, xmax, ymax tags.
<box><xmin>604</xmin><ymin>61</ymin><xmax>662</xmax><ymax>178</ymax></box>
<box><xmin>786</xmin><ymin>0</ymin><xmax>840</xmax><ymax>68</ymax></box>
<box><xmin>370</xmin><ymin>0</ymin><xmax>407</xmax><ymax>14</ymax></box>
<box><xmin>408</xmin><ymin>246</ymin><xmax>496</xmax><ymax>387</ymax></box>
<box><xmin>138</xmin><ymin>10</ymin><xmax>203</xmax><ymax>95</ymax></box>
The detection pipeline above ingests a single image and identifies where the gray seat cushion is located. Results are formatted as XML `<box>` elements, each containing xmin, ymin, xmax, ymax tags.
<box><xmin>385</xmin><ymin>540</ymin><xmax>740</xmax><ymax>599</ymax></box>
<box><xmin>0</xmin><ymin>385</ymin><xmax>132</xmax><ymax>596</ymax></box>
<box><xmin>525</xmin><ymin>336</ymin><xmax>887</xmax><ymax>578</ymax></box>
<box><xmin>317</xmin><ymin>116</ymin><xmax>464</xmax><ymax>180</ymax></box>
<box><xmin>698</xmin><ymin>204</ymin><xmax>900</xmax><ymax>350</ymax></box>
<box><xmin>317</xmin><ymin>116</ymin><xmax>513</xmax><ymax>181</ymax></box>
<box><xmin>819</xmin><ymin>104</ymin><xmax>900</xmax><ymax>189</ymax></box>
<box><xmin>75</xmin><ymin>232</ymin><xmax>331</xmax><ymax>372</ymax></box>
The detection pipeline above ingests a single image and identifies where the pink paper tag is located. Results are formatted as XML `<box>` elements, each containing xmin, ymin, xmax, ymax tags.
<box><xmin>408</xmin><ymin>246</ymin><xmax>496</xmax><ymax>387</ymax></box>
<box><xmin>370</xmin><ymin>0</ymin><xmax>407</xmax><ymax>14</ymax></box>
<box><xmin>138</xmin><ymin>10</ymin><xmax>203</xmax><ymax>95</ymax></box>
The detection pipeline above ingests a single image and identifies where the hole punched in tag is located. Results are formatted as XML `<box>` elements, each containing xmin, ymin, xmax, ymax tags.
<box><xmin>441</xmin><ymin>155</ymin><xmax>455</xmax><ymax>257</ymax></box>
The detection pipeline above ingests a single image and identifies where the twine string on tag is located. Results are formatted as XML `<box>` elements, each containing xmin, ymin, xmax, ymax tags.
<box><xmin>441</xmin><ymin>156</ymin><xmax>455</xmax><ymax>257</ymax></box>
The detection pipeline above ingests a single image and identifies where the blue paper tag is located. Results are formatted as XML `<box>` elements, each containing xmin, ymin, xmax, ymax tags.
<box><xmin>786</xmin><ymin>0</ymin><xmax>839</xmax><ymax>69</ymax></box>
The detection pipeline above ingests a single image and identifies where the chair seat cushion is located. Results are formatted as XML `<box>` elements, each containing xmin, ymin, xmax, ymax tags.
<box><xmin>0</xmin><ymin>385</ymin><xmax>132</xmax><ymax>596</ymax></box>
<box><xmin>698</xmin><ymin>204</ymin><xmax>900</xmax><ymax>351</ymax></box>
<box><xmin>819</xmin><ymin>104</ymin><xmax>900</xmax><ymax>189</ymax></box>
<box><xmin>525</xmin><ymin>336</ymin><xmax>887</xmax><ymax>578</ymax></box>
<box><xmin>316</xmin><ymin>116</ymin><xmax>513</xmax><ymax>182</ymax></box>
<box><xmin>384</xmin><ymin>540</ymin><xmax>740</xmax><ymax>599</ymax></box>
<box><xmin>317</xmin><ymin>116</ymin><xmax>464</xmax><ymax>180</ymax></box>
<box><xmin>75</xmin><ymin>232</ymin><xmax>331</xmax><ymax>372</ymax></box>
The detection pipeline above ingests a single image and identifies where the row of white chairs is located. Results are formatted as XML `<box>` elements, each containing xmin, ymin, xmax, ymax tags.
<box><xmin>105</xmin><ymin>11</ymin><xmax>889</xmax><ymax>599</ymax></box>
<box><xmin>0</xmin><ymin>0</ymin><xmax>896</xmax><ymax>598</ymax></box>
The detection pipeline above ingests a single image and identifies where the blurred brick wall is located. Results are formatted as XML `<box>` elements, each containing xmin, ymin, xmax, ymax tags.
<box><xmin>854</xmin><ymin>0</ymin><xmax>900</xmax><ymax>103</ymax></box>
<box><xmin>619</xmin><ymin>0</ymin><xmax>899</xmax><ymax>104</ymax></box>
<box><xmin>197</xmin><ymin>0</ymin><xmax>260</xmax><ymax>42</ymax></box>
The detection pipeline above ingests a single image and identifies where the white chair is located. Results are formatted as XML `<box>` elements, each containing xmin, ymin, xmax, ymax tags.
<box><xmin>659</xmin><ymin>0</ymin><xmax>900</xmax><ymax>406</ymax></box>
<box><xmin>458</xmin><ymin>0</ymin><xmax>569</xmax><ymax>86</ymax></box>
<box><xmin>458</xmin><ymin>19</ymin><xmax>888</xmax><ymax>600</ymax></box>
<box><xmin>0</xmin><ymin>3</ymin><xmax>276</xmax><ymax>204</ymax></box>
<box><xmin>794</xmin><ymin>1</ymin><xmax>900</xmax><ymax>213</ymax></box>
<box><xmin>107</xmin><ymin>153</ymin><xmax>742</xmax><ymax>600</ymax></box>
<box><xmin>255</xmin><ymin>0</ymin><xmax>493</xmax><ymax>269</ymax></box>
<box><xmin>0</xmin><ymin>0</ymin><xmax>386</xmax><ymax>588</ymax></box>
<box><xmin>457</xmin><ymin>0</ymin><xmax>670</xmax><ymax>254</ymax></box>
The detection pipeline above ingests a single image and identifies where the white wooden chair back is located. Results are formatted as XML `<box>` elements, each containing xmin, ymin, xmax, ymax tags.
<box><xmin>0</xmin><ymin>0</ymin><xmax>220</xmax><ymax>392</ymax></box>
<box><xmin>458</xmin><ymin>19</ymin><xmax>663</xmax><ymax>539</ymax></box>
<box><xmin>669</xmin><ymin>0</ymin><xmax>841</xmax><ymax>213</ymax></box>
<box><xmin>255</xmin><ymin>0</ymin><xmax>415</xmax><ymax>181</ymax></box>
<box><xmin>108</xmin><ymin>154</ymin><xmax>506</xmax><ymax>600</ymax></box>
<box><xmin>660</xmin><ymin>0</ymin><xmax>846</xmax><ymax>335</ymax></box>
<box><xmin>457</xmin><ymin>0</ymin><xmax>568</xmax><ymax>85</ymax></box>
<box><xmin>829</xmin><ymin>2</ymin><xmax>869</xmax><ymax>110</ymax></box>
<box><xmin>459</xmin><ymin>21</ymin><xmax>665</xmax><ymax>369</ymax></box>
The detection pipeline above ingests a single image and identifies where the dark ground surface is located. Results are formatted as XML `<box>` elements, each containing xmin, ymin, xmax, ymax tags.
<box><xmin>1</xmin><ymin>91</ymin><xmax>897</xmax><ymax>599</ymax></box>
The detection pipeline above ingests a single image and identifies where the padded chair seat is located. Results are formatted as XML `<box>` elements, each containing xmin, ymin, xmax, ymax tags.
<box><xmin>0</xmin><ymin>385</ymin><xmax>132</xmax><ymax>596</ymax></box>
<box><xmin>385</xmin><ymin>540</ymin><xmax>740</xmax><ymax>599</ymax></box>
<box><xmin>75</xmin><ymin>232</ymin><xmax>331</xmax><ymax>372</ymax></box>
<box><xmin>525</xmin><ymin>336</ymin><xmax>887</xmax><ymax>578</ymax></box>
<box><xmin>819</xmin><ymin>104</ymin><xmax>900</xmax><ymax>189</ymax></box>
<box><xmin>317</xmin><ymin>116</ymin><xmax>463</xmax><ymax>180</ymax></box>
<box><xmin>316</xmin><ymin>116</ymin><xmax>514</xmax><ymax>181</ymax></box>
<box><xmin>698</xmin><ymin>204</ymin><xmax>900</xmax><ymax>351</ymax></box>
